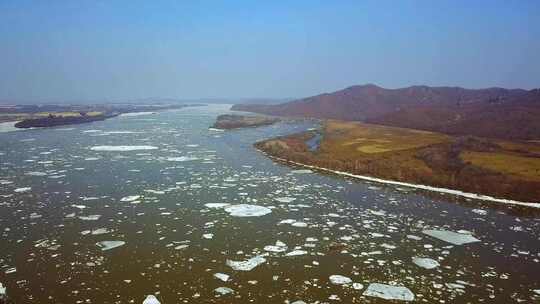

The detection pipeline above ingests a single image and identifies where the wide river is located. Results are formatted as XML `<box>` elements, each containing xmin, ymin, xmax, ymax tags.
<box><xmin>0</xmin><ymin>104</ymin><xmax>539</xmax><ymax>303</ymax></box>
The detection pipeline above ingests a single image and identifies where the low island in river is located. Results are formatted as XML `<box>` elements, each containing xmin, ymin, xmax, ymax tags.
<box><xmin>212</xmin><ymin>114</ymin><xmax>279</xmax><ymax>130</ymax></box>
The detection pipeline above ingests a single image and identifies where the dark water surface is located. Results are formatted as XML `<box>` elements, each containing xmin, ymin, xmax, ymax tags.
<box><xmin>0</xmin><ymin>105</ymin><xmax>539</xmax><ymax>303</ymax></box>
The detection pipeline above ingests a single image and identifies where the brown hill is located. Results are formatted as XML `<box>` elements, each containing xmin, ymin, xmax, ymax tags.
<box><xmin>232</xmin><ymin>85</ymin><xmax>540</xmax><ymax>140</ymax></box>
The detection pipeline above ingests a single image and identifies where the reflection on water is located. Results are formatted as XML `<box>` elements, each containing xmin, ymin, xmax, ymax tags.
<box><xmin>0</xmin><ymin>104</ymin><xmax>539</xmax><ymax>303</ymax></box>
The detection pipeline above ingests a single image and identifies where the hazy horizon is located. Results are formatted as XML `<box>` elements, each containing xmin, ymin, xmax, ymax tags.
<box><xmin>1</xmin><ymin>0</ymin><xmax>539</xmax><ymax>103</ymax></box>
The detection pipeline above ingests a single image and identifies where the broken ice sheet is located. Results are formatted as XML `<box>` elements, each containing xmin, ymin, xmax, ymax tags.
<box><xmin>329</xmin><ymin>275</ymin><xmax>352</xmax><ymax>285</ymax></box>
<box><xmin>97</xmin><ymin>241</ymin><xmax>126</xmax><ymax>251</ymax></box>
<box><xmin>226</xmin><ymin>255</ymin><xmax>267</xmax><ymax>271</ymax></box>
<box><xmin>214</xmin><ymin>273</ymin><xmax>230</xmax><ymax>282</ymax></box>
<box><xmin>90</xmin><ymin>145</ymin><xmax>158</xmax><ymax>151</ymax></box>
<box><xmin>214</xmin><ymin>287</ymin><xmax>234</xmax><ymax>295</ymax></box>
<box><xmin>363</xmin><ymin>283</ymin><xmax>415</xmax><ymax>301</ymax></box>
<box><xmin>412</xmin><ymin>257</ymin><xmax>440</xmax><ymax>269</ymax></box>
<box><xmin>422</xmin><ymin>229</ymin><xmax>480</xmax><ymax>245</ymax></box>
<box><xmin>224</xmin><ymin>204</ymin><xmax>271</xmax><ymax>217</ymax></box>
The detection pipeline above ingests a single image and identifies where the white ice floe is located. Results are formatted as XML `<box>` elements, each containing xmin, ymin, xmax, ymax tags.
<box><xmin>412</xmin><ymin>257</ymin><xmax>440</xmax><ymax>269</ymax></box>
<box><xmin>224</xmin><ymin>204</ymin><xmax>272</xmax><ymax>217</ymax></box>
<box><xmin>329</xmin><ymin>275</ymin><xmax>352</xmax><ymax>285</ymax></box>
<box><xmin>120</xmin><ymin>111</ymin><xmax>156</xmax><ymax>117</ymax></box>
<box><xmin>14</xmin><ymin>187</ymin><xmax>31</xmax><ymax>193</ymax></box>
<box><xmin>0</xmin><ymin>282</ymin><xmax>6</xmax><ymax>296</ymax></box>
<box><xmin>214</xmin><ymin>287</ymin><xmax>234</xmax><ymax>295</ymax></box>
<box><xmin>363</xmin><ymin>283</ymin><xmax>415</xmax><ymax>301</ymax></box>
<box><xmin>291</xmin><ymin>169</ymin><xmax>312</xmax><ymax>174</ymax></box>
<box><xmin>79</xmin><ymin>215</ymin><xmax>101</xmax><ymax>221</ymax></box>
<box><xmin>352</xmin><ymin>283</ymin><xmax>364</xmax><ymax>290</ymax></box>
<box><xmin>120</xmin><ymin>195</ymin><xmax>141</xmax><ymax>202</ymax></box>
<box><xmin>97</xmin><ymin>241</ymin><xmax>126</xmax><ymax>251</ymax></box>
<box><xmin>204</xmin><ymin>203</ymin><xmax>231</xmax><ymax>209</ymax></box>
<box><xmin>214</xmin><ymin>273</ymin><xmax>230</xmax><ymax>282</ymax></box>
<box><xmin>264</xmin><ymin>240</ymin><xmax>288</xmax><ymax>253</ymax></box>
<box><xmin>275</xmin><ymin>197</ymin><xmax>296</xmax><ymax>203</ymax></box>
<box><xmin>90</xmin><ymin>145</ymin><xmax>158</xmax><ymax>152</ymax></box>
<box><xmin>533</xmin><ymin>289</ymin><xmax>540</xmax><ymax>295</ymax></box>
<box><xmin>166</xmin><ymin>156</ymin><xmax>199</xmax><ymax>162</ymax></box>
<box><xmin>202</xmin><ymin>233</ymin><xmax>214</xmax><ymax>239</ymax></box>
<box><xmin>471</xmin><ymin>209</ymin><xmax>487</xmax><ymax>216</ymax></box>
<box><xmin>142</xmin><ymin>295</ymin><xmax>161</xmax><ymax>304</ymax></box>
<box><xmin>285</xmin><ymin>250</ymin><xmax>308</xmax><ymax>257</ymax></box>
<box><xmin>422</xmin><ymin>229</ymin><xmax>480</xmax><ymax>245</ymax></box>
<box><xmin>226</xmin><ymin>255</ymin><xmax>267</xmax><ymax>271</ymax></box>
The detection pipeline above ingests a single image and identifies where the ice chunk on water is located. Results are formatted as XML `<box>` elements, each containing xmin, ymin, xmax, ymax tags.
<box><xmin>142</xmin><ymin>295</ymin><xmax>161</xmax><ymax>304</ymax></box>
<box><xmin>214</xmin><ymin>273</ymin><xmax>230</xmax><ymax>282</ymax></box>
<box><xmin>79</xmin><ymin>215</ymin><xmax>101</xmax><ymax>221</ymax></box>
<box><xmin>285</xmin><ymin>250</ymin><xmax>308</xmax><ymax>257</ymax></box>
<box><xmin>264</xmin><ymin>240</ymin><xmax>288</xmax><ymax>253</ymax></box>
<box><xmin>166</xmin><ymin>156</ymin><xmax>199</xmax><ymax>162</ymax></box>
<box><xmin>214</xmin><ymin>287</ymin><xmax>234</xmax><ymax>295</ymax></box>
<box><xmin>275</xmin><ymin>197</ymin><xmax>296</xmax><ymax>203</ymax></box>
<box><xmin>412</xmin><ymin>257</ymin><xmax>440</xmax><ymax>269</ymax></box>
<box><xmin>329</xmin><ymin>275</ymin><xmax>352</xmax><ymax>285</ymax></box>
<box><xmin>226</xmin><ymin>255</ymin><xmax>267</xmax><ymax>271</ymax></box>
<box><xmin>97</xmin><ymin>241</ymin><xmax>126</xmax><ymax>251</ymax></box>
<box><xmin>422</xmin><ymin>229</ymin><xmax>480</xmax><ymax>245</ymax></box>
<box><xmin>204</xmin><ymin>203</ymin><xmax>230</xmax><ymax>209</ymax></box>
<box><xmin>224</xmin><ymin>204</ymin><xmax>271</xmax><ymax>217</ymax></box>
<box><xmin>90</xmin><ymin>145</ymin><xmax>158</xmax><ymax>151</ymax></box>
<box><xmin>291</xmin><ymin>169</ymin><xmax>312</xmax><ymax>174</ymax></box>
<box><xmin>363</xmin><ymin>283</ymin><xmax>415</xmax><ymax>301</ymax></box>
<box><xmin>14</xmin><ymin>187</ymin><xmax>31</xmax><ymax>193</ymax></box>
<box><xmin>120</xmin><ymin>195</ymin><xmax>141</xmax><ymax>202</ymax></box>
<box><xmin>0</xmin><ymin>282</ymin><xmax>6</xmax><ymax>297</ymax></box>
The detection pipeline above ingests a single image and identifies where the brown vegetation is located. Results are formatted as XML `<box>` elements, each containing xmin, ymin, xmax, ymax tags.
<box><xmin>256</xmin><ymin>121</ymin><xmax>540</xmax><ymax>203</ymax></box>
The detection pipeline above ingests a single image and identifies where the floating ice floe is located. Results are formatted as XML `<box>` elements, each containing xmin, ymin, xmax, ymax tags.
<box><xmin>224</xmin><ymin>204</ymin><xmax>272</xmax><ymax>217</ymax></box>
<box><xmin>120</xmin><ymin>111</ymin><xmax>156</xmax><ymax>117</ymax></box>
<box><xmin>79</xmin><ymin>215</ymin><xmax>102</xmax><ymax>221</ymax></box>
<box><xmin>90</xmin><ymin>145</ymin><xmax>158</xmax><ymax>152</ymax></box>
<box><xmin>471</xmin><ymin>209</ymin><xmax>487</xmax><ymax>216</ymax></box>
<box><xmin>264</xmin><ymin>241</ymin><xmax>288</xmax><ymax>253</ymax></box>
<box><xmin>204</xmin><ymin>203</ymin><xmax>231</xmax><ymax>209</ymax></box>
<box><xmin>226</xmin><ymin>255</ymin><xmax>267</xmax><ymax>271</ymax></box>
<box><xmin>142</xmin><ymin>295</ymin><xmax>161</xmax><ymax>304</ymax></box>
<box><xmin>363</xmin><ymin>283</ymin><xmax>415</xmax><ymax>301</ymax></box>
<box><xmin>214</xmin><ymin>287</ymin><xmax>234</xmax><ymax>295</ymax></box>
<box><xmin>422</xmin><ymin>229</ymin><xmax>480</xmax><ymax>245</ymax></box>
<box><xmin>120</xmin><ymin>195</ymin><xmax>141</xmax><ymax>202</ymax></box>
<box><xmin>412</xmin><ymin>257</ymin><xmax>440</xmax><ymax>269</ymax></box>
<box><xmin>291</xmin><ymin>169</ymin><xmax>312</xmax><ymax>174</ymax></box>
<box><xmin>214</xmin><ymin>273</ymin><xmax>230</xmax><ymax>282</ymax></box>
<box><xmin>533</xmin><ymin>289</ymin><xmax>540</xmax><ymax>295</ymax></box>
<box><xmin>202</xmin><ymin>233</ymin><xmax>214</xmax><ymax>239</ymax></box>
<box><xmin>285</xmin><ymin>250</ymin><xmax>307</xmax><ymax>257</ymax></box>
<box><xmin>14</xmin><ymin>187</ymin><xmax>31</xmax><ymax>193</ymax></box>
<box><xmin>275</xmin><ymin>197</ymin><xmax>296</xmax><ymax>203</ymax></box>
<box><xmin>166</xmin><ymin>156</ymin><xmax>199</xmax><ymax>162</ymax></box>
<box><xmin>0</xmin><ymin>282</ymin><xmax>5</xmax><ymax>297</ymax></box>
<box><xmin>329</xmin><ymin>275</ymin><xmax>352</xmax><ymax>285</ymax></box>
<box><xmin>97</xmin><ymin>241</ymin><xmax>126</xmax><ymax>251</ymax></box>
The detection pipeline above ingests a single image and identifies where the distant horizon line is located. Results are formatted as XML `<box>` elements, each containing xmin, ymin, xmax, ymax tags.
<box><xmin>1</xmin><ymin>83</ymin><xmax>538</xmax><ymax>105</ymax></box>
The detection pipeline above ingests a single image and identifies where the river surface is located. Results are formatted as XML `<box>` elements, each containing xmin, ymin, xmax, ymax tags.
<box><xmin>0</xmin><ymin>104</ymin><xmax>539</xmax><ymax>304</ymax></box>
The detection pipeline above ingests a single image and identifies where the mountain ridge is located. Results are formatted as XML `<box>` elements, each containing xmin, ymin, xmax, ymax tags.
<box><xmin>232</xmin><ymin>84</ymin><xmax>540</xmax><ymax>140</ymax></box>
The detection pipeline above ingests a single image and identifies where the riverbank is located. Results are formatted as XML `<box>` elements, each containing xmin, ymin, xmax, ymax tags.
<box><xmin>254</xmin><ymin>120</ymin><xmax>540</xmax><ymax>205</ymax></box>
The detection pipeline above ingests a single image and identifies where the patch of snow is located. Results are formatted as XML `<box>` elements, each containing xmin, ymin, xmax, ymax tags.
<box><xmin>142</xmin><ymin>295</ymin><xmax>161</xmax><ymax>304</ymax></box>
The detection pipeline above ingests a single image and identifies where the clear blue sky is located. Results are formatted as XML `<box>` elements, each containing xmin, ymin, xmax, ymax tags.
<box><xmin>0</xmin><ymin>0</ymin><xmax>539</xmax><ymax>102</ymax></box>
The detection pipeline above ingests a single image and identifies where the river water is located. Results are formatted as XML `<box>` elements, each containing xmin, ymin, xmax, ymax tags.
<box><xmin>0</xmin><ymin>104</ymin><xmax>539</xmax><ymax>303</ymax></box>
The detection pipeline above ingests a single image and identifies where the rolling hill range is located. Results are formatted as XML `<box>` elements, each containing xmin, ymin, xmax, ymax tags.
<box><xmin>232</xmin><ymin>84</ymin><xmax>540</xmax><ymax>140</ymax></box>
